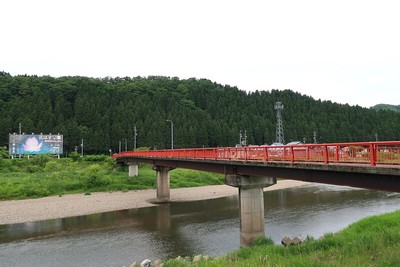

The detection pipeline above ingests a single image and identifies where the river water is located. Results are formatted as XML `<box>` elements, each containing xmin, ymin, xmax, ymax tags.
<box><xmin>1</xmin><ymin>183</ymin><xmax>400</xmax><ymax>267</ymax></box>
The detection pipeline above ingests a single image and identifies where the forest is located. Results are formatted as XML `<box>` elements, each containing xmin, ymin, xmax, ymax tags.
<box><xmin>371</xmin><ymin>104</ymin><xmax>400</xmax><ymax>112</ymax></box>
<box><xmin>1</xmin><ymin>71</ymin><xmax>399</xmax><ymax>155</ymax></box>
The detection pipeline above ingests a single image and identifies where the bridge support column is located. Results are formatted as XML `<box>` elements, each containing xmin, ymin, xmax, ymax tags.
<box><xmin>225</xmin><ymin>175</ymin><xmax>276</xmax><ymax>247</ymax></box>
<box><xmin>153</xmin><ymin>166</ymin><xmax>173</xmax><ymax>202</ymax></box>
<box><xmin>128</xmin><ymin>163</ymin><xmax>139</xmax><ymax>177</ymax></box>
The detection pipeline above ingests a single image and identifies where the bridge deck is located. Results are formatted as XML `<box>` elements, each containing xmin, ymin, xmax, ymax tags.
<box><xmin>114</xmin><ymin>141</ymin><xmax>400</xmax><ymax>166</ymax></box>
<box><xmin>113</xmin><ymin>141</ymin><xmax>400</xmax><ymax>192</ymax></box>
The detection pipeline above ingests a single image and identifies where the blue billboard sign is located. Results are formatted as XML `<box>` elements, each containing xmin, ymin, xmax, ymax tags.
<box><xmin>9</xmin><ymin>134</ymin><xmax>63</xmax><ymax>155</ymax></box>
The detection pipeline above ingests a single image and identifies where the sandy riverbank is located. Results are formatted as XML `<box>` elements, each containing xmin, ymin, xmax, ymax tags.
<box><xmin>0</xmin><ymin>180</ymin><xmax>310</xmax><ymax>225</ymax></box>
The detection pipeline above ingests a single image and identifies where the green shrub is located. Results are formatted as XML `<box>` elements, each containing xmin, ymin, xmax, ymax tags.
<box><xmin>104</xmin><ymin>157</ymin><xmax>118</xmax><ymax>170</ymax></box>
<box><xmin>10</xmin><ymin>159</ymin><xmax>27</xmax><ymax>171</ymax></box>
<box><xmin>0</xmin><ymin>183</ymin><xmax>14</xmax><ymax>199</ymax></box>
<box><xmin>0</xmin><ymin>158</ymin><xmax>12</xmax><ymax>171</ymax></box>
<box><xmin>127</xmin><ymin>176</ymin><xmax>156</xmax><ymax>187</ymax></box>
<box><xmin>69</xmin><ymin>151</ymin><xmax>81</xmax><ymax>161</ymax></box>
<box><xmin>136</xmin><ymin>146</ymin><xmax>151</xmax><ymax>151</ymax></box>
<box><xmin>25</xmin><ymin>164</ymin><xmax>40</xmax><ymax>173</ymax></box>
<box><xmin>21</xmin><ymin>183</ymin><xmax>51</xmax><ymax>198</ymax></box>
<box><xmin>251</xmin><ymin>236</ymin><xmax>275</xmax><ymax>247</ymax></box>
<box><xmin>82</xmin><ymin>155</ymin><xmax>109</xmax><ymax>162</ymax></box>
<box><xmin>31</xmin><ymin>154</ymin><xmax>52</xmax><ymax>168</ymax></box>
<box><xmin>82</xmin><ymin>164</ymin><xmax>111</xmax><ymax>189</ymax></box>
<box><xmin>0</xmin><ymin>146</ymin><xmax>9</xmax><ymax>159</ymax></box>
<box><xmin>45</xmin><ymin>161</ymin><xmax>62</xmax><ymax>172</ymax></box>
<box><xmin>309</xmin><ymin>233</ymin><xmax>341</xmax><ymax>251</ymax></box>
<box><xmin>63</xmin><ymin>180</ymin><xmax>83</xmax><ymax>191</ymax></box>
<box><xmin>58</xmin><ymin>158</ymin><xmax>73</xmax><ymax>166</ymax></box>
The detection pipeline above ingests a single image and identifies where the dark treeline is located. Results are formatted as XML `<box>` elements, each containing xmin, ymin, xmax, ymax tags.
<box><xmin>1</xmin><ymin>71</ymin><xmax>400</xmax><ymax>154</ymax></box>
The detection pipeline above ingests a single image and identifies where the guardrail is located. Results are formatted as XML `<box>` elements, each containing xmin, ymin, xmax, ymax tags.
<box><xmin>113</xmin><ymin>141</ymin><xmax>400</xmax><ymax>166</ymax></box>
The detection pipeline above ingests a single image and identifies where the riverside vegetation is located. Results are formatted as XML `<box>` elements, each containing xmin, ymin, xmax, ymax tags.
<box><xmin>163</xmin><ymin>210</ymin><xmax>400</xmax><ymax>266</ymax></box>
<box><xmin>0</xmin><ymin>153</ymin><xmax>224</xmax><ymax>200</ymax></box>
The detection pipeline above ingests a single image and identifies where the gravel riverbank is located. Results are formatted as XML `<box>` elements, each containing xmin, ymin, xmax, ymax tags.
<box><xmin>0</xmin><ymin>180</ymin><xmax>309</xmax><ymax>225</ymax></box>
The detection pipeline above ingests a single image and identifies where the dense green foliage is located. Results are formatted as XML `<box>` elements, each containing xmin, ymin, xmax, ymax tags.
<box><xmin>1</xmin><ymin>71</ymin><xmax>400</xmax><ymax>154</ymax></box>
<box><xmin>0</xmin><ymin>146</ymin><xmax>9</xmax><ymax>159</ymax></box>
<box><xmin>164</xmin><ymin>210</ymin><xmax>400</xmax><ymax>266</ymax></box>
<box><xmin>371</xmin><ymin>104</ymin><xmax>400</xmax><ymax>112</ymax></box>
<box><xmin>0</xmin><ymin>156</ymin><xmax>223</xmax><ymax>200</ymax></box>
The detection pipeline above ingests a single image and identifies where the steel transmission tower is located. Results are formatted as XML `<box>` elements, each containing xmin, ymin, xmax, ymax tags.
<box><xmin>275</xmin><ymin>101</ymin><xmax>285</xmax><ymax>144</ymax></box>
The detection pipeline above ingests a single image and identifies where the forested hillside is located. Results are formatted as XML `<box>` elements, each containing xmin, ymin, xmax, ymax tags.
<box><xmin>371</xmin><ymin>104</ymin><xmax>400</xmax><ymax>112</ymax></box>
<box><xmin>1</xmin><ymin>71</ymin><xmax>400</xmax><ymax>154</ymax></box>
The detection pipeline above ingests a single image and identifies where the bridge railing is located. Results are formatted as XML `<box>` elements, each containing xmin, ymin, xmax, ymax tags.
<box><xmin>113</xmin><ymin>141</ymin><xmax>400</xmax><ymax>166</ymax></box>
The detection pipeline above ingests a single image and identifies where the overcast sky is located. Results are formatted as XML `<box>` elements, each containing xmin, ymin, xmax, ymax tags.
<box><xmin>2</xmin><ymin>0</ymin><xmax>399</xmax><ymax>108</ymax></box>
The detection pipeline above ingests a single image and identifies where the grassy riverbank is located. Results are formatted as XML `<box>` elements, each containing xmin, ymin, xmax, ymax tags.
<box><xmin>164</xmin><ymin>210</ymin><xmax>400</xmax><ymax>266</ymax></box>
<box><xmin>0</xmin><ymin>155</ymin><xmax>224</xmax><ymax>200</ymax></box>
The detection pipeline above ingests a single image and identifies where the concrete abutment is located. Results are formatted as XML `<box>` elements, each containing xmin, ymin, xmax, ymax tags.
<box><xmin>128</xmin><ymin>163</ymin><xmax>139</xmax><ymax>177</ymax></box>
<box><xmin>225</xmin><ymin>174</ymin><xmax>277</xmax><ymax>247</ymax></box>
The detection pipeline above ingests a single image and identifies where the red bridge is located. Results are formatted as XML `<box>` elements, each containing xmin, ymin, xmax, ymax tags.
<box><xmin>113</xmin><ymin>141</ymin><xmax>400</xmax><ymax>246</ymax></box>
<box><xmin>113</xmin><ymin>141</ymin><xmax>400</xmax><ymax>192</ymax></box>
<box><xmin>115</xmin><ymin>141</ymin><xmax>400</xmax><ymax>166</ymax></box>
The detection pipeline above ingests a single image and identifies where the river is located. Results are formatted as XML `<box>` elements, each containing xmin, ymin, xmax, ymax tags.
<box><xmin>1</xmin><ymin>183</ymin><xmax>400</xmax><ymax>266</ymax></box>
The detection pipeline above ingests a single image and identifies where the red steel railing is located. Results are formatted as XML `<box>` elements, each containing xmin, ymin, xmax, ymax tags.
<box><xmin>113</xmin><ymin>141</ymin><xmax>400</xmax><ymax>166</ymax></box>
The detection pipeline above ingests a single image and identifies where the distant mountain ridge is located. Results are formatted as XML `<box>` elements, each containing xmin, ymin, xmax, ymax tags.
<box><xmin>371</xmin><ymin>104</ymin><xmax>400</xmax><ymax>112</ymax></box>
<box><xmin>1</xmin><ymin>72</ymin><xmax>400</xmax><ymax>153</ymax></box>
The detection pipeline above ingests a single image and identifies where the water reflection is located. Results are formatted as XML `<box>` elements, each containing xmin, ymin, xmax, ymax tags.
<box><xmin>1</xmin><ymin>184</ymin><xmax>400</xmax><ymax>267</ymax></box>
<box><xmin>265</xmin><ymin>184</ymin><xmax>400</xmax><ymax>242</ymax></box>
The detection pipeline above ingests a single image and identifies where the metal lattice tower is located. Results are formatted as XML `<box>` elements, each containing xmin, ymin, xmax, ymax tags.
<box><xmin>275</xmin><ymin>101</ymin><xmax>285</xmax><ymax>144</ymax></box>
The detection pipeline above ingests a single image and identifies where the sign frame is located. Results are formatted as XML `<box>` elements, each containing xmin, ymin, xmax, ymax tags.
<box><xmin>9</xmin><ymin>134</ymin><xmax>63</xmax><ymax>155</ymax></box>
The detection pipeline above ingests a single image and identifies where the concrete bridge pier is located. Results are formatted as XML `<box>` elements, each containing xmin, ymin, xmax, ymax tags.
<box><xmin>152</xmin><ymin>166</ymin><xmax>173</xmax><ymax>202</ymax></box>
<box><xmin>225</xmin><ymin>174</ymin><xmax>277</xmax><ymax>247</ymax></box>
<box><xmin>128</xmin><ymin>162</ymin><xmax>139</xmax><ymax>177</ymax></box>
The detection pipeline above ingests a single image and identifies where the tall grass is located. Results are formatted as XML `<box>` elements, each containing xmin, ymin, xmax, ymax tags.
<box><xmin>0</xmin><ymin>156</ymin><xmax>224</xmax><ymax>200</ymax></box>
<box><xmin>163</xmin><ymin>210</ymin><xmax>400</xmax><ymax>266</ymax></box>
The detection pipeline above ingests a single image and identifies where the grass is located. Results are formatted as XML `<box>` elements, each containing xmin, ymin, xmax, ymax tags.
<box><xmin>163</xmin><ymin>210</ymin><xmax>400</xmax><ymax>266</ymax></box>
<box><xmin>170</xmin><ymin>168</ymin><xmax>224</xmax><ymax>188</ymax></box>
<box><xmin>0</xmin><ymin>155</ymin><xmax>224</xmax><ymax>200</ymax></box>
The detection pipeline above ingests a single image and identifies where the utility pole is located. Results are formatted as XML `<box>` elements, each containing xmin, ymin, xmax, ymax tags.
<box><xmin>239</xmin><ymin>130</ymin><xmax>248</xmax><ymax>146</ymax></box>
<box><xmin>166</xmin><ymin>120</ymin><xmax>174</xmax><ymax>149</ymax></box>
<box><xmin>313</xmin><ymin>131</ymin><xmax>317</xmax><ymax>144</ymax></box>
<box><xmin>123</xmin><ymin>138</ymin><xmax>127</xmax><ymax>151</ymax></box>
<box><xmin>134</xmin><ymin>126</ymin><xmax>137</xmax><ymax>150</ymax></box>
<box><xmin>81</xmin><ymin>139</ymin><xmax>84</xmax><ymax>157</ymax></box>
<box><xmin>375</xmin><ymin>133</ymin><xmax>378</xmax><ymax>142</ymax></box>
<box><xmin>119</xmin><ymin>140</ymin><xmax>121</xmax><ymax>153</ymax></box>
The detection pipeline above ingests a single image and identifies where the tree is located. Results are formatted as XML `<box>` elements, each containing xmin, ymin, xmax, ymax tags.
<box><xmin>0</xmin><ymin>73</ymin><xmax>399</xmax><ymax>153</ymax></box>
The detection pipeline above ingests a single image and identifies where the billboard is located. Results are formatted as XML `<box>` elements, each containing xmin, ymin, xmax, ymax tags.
<box><xmin>9</xmin><ymin>134</ymin><xmax>63</xmax><ymax>155</ymax></box>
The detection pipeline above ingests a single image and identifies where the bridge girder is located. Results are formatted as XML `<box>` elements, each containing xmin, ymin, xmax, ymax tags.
<box><xmin>117</xmin><ymin>157</ymin><xmax>400</xmax><ymax>193</ymax></box>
